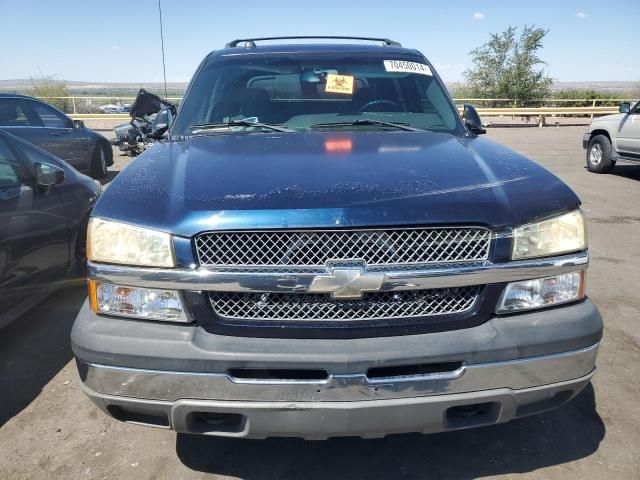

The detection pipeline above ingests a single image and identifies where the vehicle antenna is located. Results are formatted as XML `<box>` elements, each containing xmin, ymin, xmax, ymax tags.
<box><xmin>157</xmin><ymin>0</ymin><xmax>168</xmax><ymax>101</ymax></box>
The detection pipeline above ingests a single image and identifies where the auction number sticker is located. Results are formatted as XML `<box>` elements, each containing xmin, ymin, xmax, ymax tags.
<box><xmin>325</xmin><ymin>74</ymin><xmax>355</xmax><ymax>94</ymax></box>
<box><xmin>384</xmin><ymin>60</ymin><xmax>432</xmax><ymax>76</ymax></box>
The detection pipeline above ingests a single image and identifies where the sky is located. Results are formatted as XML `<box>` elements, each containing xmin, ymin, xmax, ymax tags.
<box><xmin>0</xmin><ymin>0</ymin><xmax>638</xmax><ymax>84</ymax></box>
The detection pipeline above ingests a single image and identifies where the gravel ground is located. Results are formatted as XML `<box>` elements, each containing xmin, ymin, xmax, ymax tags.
<box><xmin>0</xmin><ymin>127</ymin><xmax>638</xmax><ymax>480</ymax></box>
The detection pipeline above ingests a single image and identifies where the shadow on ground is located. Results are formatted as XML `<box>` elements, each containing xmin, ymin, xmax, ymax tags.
<box><xmin>0</xmin><ymin>283</ymin><xmax>86</xmax><ymax>427</ymax></box>
<box><xmin>176</xmin><ymin>384</ymin><xmax>603</xmax><ymax>479</ymax></box>
<box><xmin>611</xmin><ymin>164</ymin><xmax>640</xmax><ymax>181</ymax></box>
<box><xmin>99</xmin><ymin>169</ymin><xmax>120</xmax><ymax>186</ymax></box>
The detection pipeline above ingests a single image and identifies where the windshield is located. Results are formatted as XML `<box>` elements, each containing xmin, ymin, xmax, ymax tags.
<box><xmin>172</xmin><ymin>52</ymin><xmax>462</xmax><ymax>136</ymax></box>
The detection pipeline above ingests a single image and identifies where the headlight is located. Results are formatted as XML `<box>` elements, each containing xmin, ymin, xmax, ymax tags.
<box><xmin>89</xmin><ymin>281</ymin><xmax>188</xmax><ymax>322</ymax></box>
<box><xmin>512</xmin><ymin>210</ymin><xmax>586</xmax><ymax>260</ymax></box>
<box><xmin>497</xmin><ymin>271</ymin><xmax>585</xmax><ymax>313</ymax></box>
<box><xmin>87</xmin><ymin>218</ymin><xmax>175</xmax><ymax>267</ymax></box>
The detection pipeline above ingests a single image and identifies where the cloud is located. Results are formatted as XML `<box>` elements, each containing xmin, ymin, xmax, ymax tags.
<box><xmin>576</xmin><ymin>12</ymin><xmax>587</xmax><ymax>18</ymax></box>
<box><xmin>472</xmin><ymin>12</ymin><xmax>486</xmax><ymax>20</ymax></box>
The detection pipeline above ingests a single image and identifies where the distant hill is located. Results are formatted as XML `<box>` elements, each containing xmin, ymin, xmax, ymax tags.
<box><xmin>549</xmin><ymin>81</ymin><xmax>638</xmax><ymax>94</ymax></box>
<box><xmin>0</xmin><ymin>79</ymin><xmax>186</xmax><ymax>96</ymax></box>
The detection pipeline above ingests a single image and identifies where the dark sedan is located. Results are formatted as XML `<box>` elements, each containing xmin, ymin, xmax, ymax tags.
<box><xmin>0</xmin><ymin>129</ymin><xmax>100</xmax><ymax>328</ymax></box>
<box><xmin>0</xmin><ymin>93</ymin><xmax>113</xmax><ymax>179</ymax></box>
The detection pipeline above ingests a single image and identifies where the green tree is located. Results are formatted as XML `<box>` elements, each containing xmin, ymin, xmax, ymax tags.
<box><xmin>463</xmin><ymin>25</ymin><xmax>553</xmax><ymax>106</ymax></box>
<box><xmin>29</xmin><ymin>75</ymin><xmax>70</xmax><ymax>112</ymax></box>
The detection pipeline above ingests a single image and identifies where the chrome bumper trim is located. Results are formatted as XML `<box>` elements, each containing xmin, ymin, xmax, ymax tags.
<box><xmin>87</xmin><ymin>252</ymin><xmax>588</xmax><ymax>293</ymax></box>
<box><xmin>83</xmin><ymin>373</ymin><xmax>595</xmax><ymax>439</ymax></box>
<box><xmin>78</xmin><ymin>343</ymin><xmax>598</xmax><ymax>402</ymax></box>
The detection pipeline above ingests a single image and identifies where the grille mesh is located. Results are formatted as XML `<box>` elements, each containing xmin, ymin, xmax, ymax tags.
<box><xmin>209</xmin><ymin>287</ymin><xmax>480</xmax><ymax>322</ymax></box>
<box><xmin>195</xmin><ymin>228</ymin><xmax>491</xmax><ymax>269</ymax></box>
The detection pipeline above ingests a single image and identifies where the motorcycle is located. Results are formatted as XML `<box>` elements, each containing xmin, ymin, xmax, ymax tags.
<box><xmin>111</xmin><ymin>89</ymin><xmax>176</xmax><ymax>157</ymax></box>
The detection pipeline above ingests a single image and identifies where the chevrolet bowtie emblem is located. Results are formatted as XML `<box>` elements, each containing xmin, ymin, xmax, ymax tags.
<box><xmin>309</xmin><ymin>268</ymin><xmax>385</xmax><ymax>300</ymax></box>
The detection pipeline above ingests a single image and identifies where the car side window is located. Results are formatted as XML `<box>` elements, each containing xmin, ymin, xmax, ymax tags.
<box><xmin>0</xmin><ymin>99</ymin><xmax>32</xmax><ymax>127</ymax></box>
<box><xmin>30</xmin><ymin>102</ymin><xmax>71</xmax><ymax>128</ymax></box>
<box><xmin>14</xmin><ymin>139</ymin><xmax>60</xmax><ymax>170</ymax></box>
<box><xmin>0</xmin><ymin>138</ymin><xmax>23</xmax><ymax>187</ymax></box>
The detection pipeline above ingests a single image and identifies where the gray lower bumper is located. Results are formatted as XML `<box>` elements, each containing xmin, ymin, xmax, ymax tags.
<box><xmin>583</xmin><ymin>132</ymin><xmax>591</xmax><ymax>149</ymax></box>
<box><xmin>82</xmin><ymin>371</ymin><xmax>594</xmax><ymax>439</ymax></box>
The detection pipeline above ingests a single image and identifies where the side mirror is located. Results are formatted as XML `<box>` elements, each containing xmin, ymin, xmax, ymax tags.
<box><xmin>463</xmin><ymin>103</ymin><xmax>486</xmax><ymax>135</ymax></box>
<box><xmin>35</xmin><ymin>162</ymin><xmax>65</xmax><ymax>187</ymax></box>
<box><xmin>149</xmin><ymin>107</ymin><xmax>174</xmax><ymax>138</ymax></box>
<box><xmin>619</xmin><ymin>102</ymin><xmax>631</xmax><ymax>114</ymax></box>
<box><xmin>73</xmin><ymin>119</ymin><xmax>85</xmax><ymax>129</ymax></box>
<box><xmin>151</xmin><ymin>123</ymin><xmax>168</xmax><ymax>135</ymax></box>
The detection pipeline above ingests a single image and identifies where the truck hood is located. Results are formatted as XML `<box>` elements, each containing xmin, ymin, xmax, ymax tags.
<box><xmin>590</xmin><ymin>112</ymin><xmax>627</xmax><ymax>125</ymax></box>
<box><xmin>95</xmin><ymin>131</ymin><xmax>580</xmax><ymax>237</ymax></box>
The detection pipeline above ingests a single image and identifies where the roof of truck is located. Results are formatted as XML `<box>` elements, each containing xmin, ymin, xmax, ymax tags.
<box><xmin>209</xmin><ymin>42</ymin><xmax>423</xmax><ymax>59</ymax></box>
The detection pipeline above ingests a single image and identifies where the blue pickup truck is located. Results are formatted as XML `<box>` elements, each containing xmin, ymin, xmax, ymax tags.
<box><xmin>72</xmin><ymin>37</ymin><xmax>602</xmax><ymax>439</ymax></box>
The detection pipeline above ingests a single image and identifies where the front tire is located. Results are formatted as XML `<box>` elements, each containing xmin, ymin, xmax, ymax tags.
<box><xmin>586</xmin><ymin>135</ymin><xmax>615</xmax><ymax>173</ymax></box>
<box><xmin>90</xmin><ymin>142</ymin><xmax>109</xmax><ymax>179</ymax></box>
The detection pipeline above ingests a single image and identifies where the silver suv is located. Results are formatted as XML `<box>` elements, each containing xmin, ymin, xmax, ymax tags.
<box><xmin>583</xmin><ymin>101</ymin><xmax>640</xmax><ymax>173</ymax></box>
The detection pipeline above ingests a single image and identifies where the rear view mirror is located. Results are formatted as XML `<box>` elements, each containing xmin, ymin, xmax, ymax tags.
<box><xmin>619</xmin><ymin>102</ymin><xmax>631</xmax><ymax>114</ymax></box>
<box><xmin>463</xmin><ymin>104</ymin><xmax>486</xmax><ymax>135</ymax></box>
<box><xmin>73</xmin><ymin>119</ymin><xmax>85</xmax><ymax>129</ymax></box>
<box><xmin>35</xmin><ymin>162</ymin><xmax>65</xmax><ymax>187</ymax></box>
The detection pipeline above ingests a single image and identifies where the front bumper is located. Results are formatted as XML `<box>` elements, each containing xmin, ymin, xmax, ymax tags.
<box><xmin>72</xmin><ymin>299</ymin><xmax>602</xmax><ymax>438</ymax></box>
<box><xmin>81</xmin><ymin>371</ymin><xmax>594</xmax><ymax>439</ymax></box>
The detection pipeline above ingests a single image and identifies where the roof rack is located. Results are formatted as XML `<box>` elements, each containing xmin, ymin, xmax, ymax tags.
<box><xmin>225</xmin><ymin>36</ymin><xmax>402</xmax><ymax>48</ymax></box>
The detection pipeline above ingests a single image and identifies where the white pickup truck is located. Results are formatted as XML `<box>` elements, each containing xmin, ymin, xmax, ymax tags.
<box><xmin>583</xmin><ymin>101</ymin><xmax>640</xmax><ymax>173</ymax></box>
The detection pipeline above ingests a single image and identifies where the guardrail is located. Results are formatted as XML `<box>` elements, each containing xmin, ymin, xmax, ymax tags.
<box><xmin>68</xmin><ymin>106</ymin><xmax>621</xmax><ymax>128</ymax></box>
<box><xmin>70</xmin><ymin>113</ymin><xmax>131</xmax><ymax>120</ymax></box>
<box><xmin>29</xmin><ymin>96</ymin><xmax>183</xmax><ymax>115</ymax></box>
<box><xmin>461</xmin><ymin>106</ymin><xmax>622</xmax><ymax>126</ymax></box>
<box><xmin>59</xmin><ymin>97</ymin><xmax>632</xmax><ymax>128</ymax></box>
<box><xmin>453</xmin><ymin>98</ymin><xmax>636</xmax><ymax>103</ymax></box>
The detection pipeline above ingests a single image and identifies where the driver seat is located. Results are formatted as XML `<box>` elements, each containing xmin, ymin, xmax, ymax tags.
<box><xmin>352</xmin><ymin>87</ymin><xmax>374</xmax><ymax>112</ymax></box>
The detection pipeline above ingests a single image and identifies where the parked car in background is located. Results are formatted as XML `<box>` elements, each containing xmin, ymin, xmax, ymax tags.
<box><xmin>72</xmin><ymin>37</ymin><xmax>602</xmax><ymax>440</ymax></box>
<box><xmin>0</xmin><ymin>129</ymin><xmax>100</xmax><ymax>329</ymax></box>
<box><xmin>99</xmin><ymin>104</ymin><xmax>130</xmax><ymax>114</ymax></box>
<box><xmin>584</xmin><ymin>100</ymin><xmax>640</xmax><ymax>173</ymax></box>
<box><xmin>0</xmin><ymin>93</ymin><xmax>113</xmax><ymax>179</ymax></box>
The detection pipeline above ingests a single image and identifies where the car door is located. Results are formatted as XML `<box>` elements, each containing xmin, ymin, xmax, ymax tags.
<box><xmin>616</xmin><ymin>101</ymin><xmax>640</xmax><ymax>157</ymax></box>
<box><xmin>25</xmin><ymin>99</ymin><xmax>92</xmax><ymax>169</ymax></box>
<box><xmin>0</xmin><ymin>133</ymin><xmax>69</xmax><ymax>314</ymax></box>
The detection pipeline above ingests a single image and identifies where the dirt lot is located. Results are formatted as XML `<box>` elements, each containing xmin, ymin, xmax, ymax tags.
<box><xmin>1</xmin><ymin>126</ymin><xmax>639</xmax><ymax>480</ymax></box>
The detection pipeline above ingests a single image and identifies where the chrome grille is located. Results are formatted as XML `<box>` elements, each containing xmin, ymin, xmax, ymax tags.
<box><xmin>195</xmin><ymin>227</ymin><xmax>491</xmax><ymax>269</ymax></box>
<box><xmin>209</xmin><ymin>287</ymin><xmax>480</xmax><ymax>322</ymax></box>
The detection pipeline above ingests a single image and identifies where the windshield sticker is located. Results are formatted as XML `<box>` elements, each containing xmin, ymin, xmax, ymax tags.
<box><xmin>383</xmin><ymin>60</ymin><xmax>432</xmax><ymax>76</ymax></box>
<box><xmin>325</xmin><ymin>74</ymin><xmax>355</xmax><ymax>95</ymax></box>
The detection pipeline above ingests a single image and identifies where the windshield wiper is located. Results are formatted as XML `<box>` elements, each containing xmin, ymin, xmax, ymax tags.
<box><xmin>190</xmin><ymin>119</ymin><xmax>293</xmax><ymax>134</ymax></box>
<box><xmin>311</xmin><ymin>119</ymin><xmax>423</xmax><ymax>132</ymax></box>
